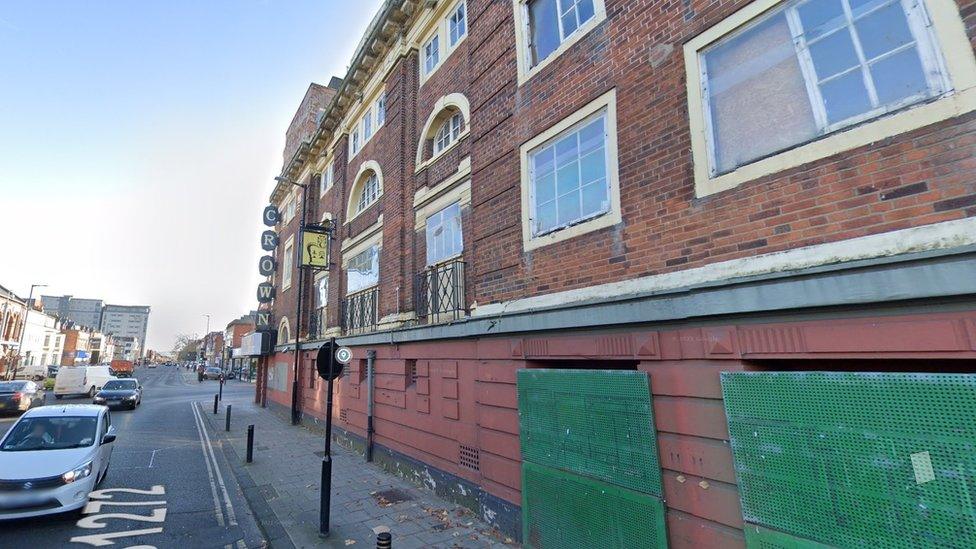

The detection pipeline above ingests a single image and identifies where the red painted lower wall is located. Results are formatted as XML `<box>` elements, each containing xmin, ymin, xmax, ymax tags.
<box><xmin>265</xmin><ymin>309</ymin><xmax>976</xmax><ymax>547</ymax></box>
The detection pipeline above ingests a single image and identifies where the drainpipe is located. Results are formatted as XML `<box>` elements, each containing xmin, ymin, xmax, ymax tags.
<box><xmin>365</xmin><ymin>349</ymin><xmax>376</xmax><ymax>462</ymax></box>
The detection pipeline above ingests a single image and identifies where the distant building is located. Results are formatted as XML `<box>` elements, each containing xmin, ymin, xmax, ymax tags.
<box><xmin>100</xmin><ymin>304</ymin><xmax>150</xmax><ymax>356</ymax></box>
<box><xmin>112</xmin><ymin>336</ymin><xmax>141</xmax><ymax>361</ymax></box>
<box><xmin>60</xmin><ymin>326</ymin><xmax>94</xmax><ymax>366</ymax></box>
<box><xmin>21</xmin><ymin>306</ymin><xmax>65</xmax><ymax>370</ymax></box>
<box><xmin>0</xmin><ymin>284</ymin><xmax>26</xmax><ymax>377</ymax></box>
<box><xmin>41</xmin><ymin>295</ymin><xmax>104</xmax><ymax>330</ymax></box>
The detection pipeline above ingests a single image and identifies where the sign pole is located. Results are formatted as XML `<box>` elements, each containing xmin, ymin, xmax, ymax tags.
<box><xmin>320</xmin><ymin>337</ymin><xmax>336</xmax><ymax>536</ymax></box>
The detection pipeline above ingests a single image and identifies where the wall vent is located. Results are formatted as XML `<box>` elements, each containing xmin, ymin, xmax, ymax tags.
<box><xmin>459</xmin><ymin>444</ymin><xmax>480</xmax><ymax>471</ymax></box>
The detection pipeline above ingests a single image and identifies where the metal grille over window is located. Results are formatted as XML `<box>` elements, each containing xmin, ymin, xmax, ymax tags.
<box><xmin>530</xmin><ymin>111</ymin><xmax>609</xmax><ymax>236</ymax></box>
<box><xmin>701</xmin><ymin>0</ymin><xmax>948</xmax><ymax>175</ymax></box>
<box><xmin>341</xmin><ymin>287</ymin><xmax>378</xmax><ymax>334</ymax></box>
<box><xmin>416</xmin><ymin>258</ymin><xmax>466</xmax><ymax>323</ymax></box>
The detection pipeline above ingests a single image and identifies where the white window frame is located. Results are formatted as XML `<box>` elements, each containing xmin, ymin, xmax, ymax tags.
<box><xmin>424</xmin><ymin>35</ymin><xmax>440</xmax><ymax>75</ymax></box>
<box><xmin>512</xmin><ymin>0</ymin><xmax>607</xmax><ymax>86</ymax></box>
<box><xmin>320</xmin><ymin>161</ymin><xmax>334</xmax><ymax>195</ymax></box>
<box><xmin>425</xmin><ymin>201</ymin><xmax>464</xmax><ymax>266</ymax></box>
<box><xmin>346</xmin><ymin>160</ymin><xmax>385</xmax><ymax>222</ymax></box>
<box><xmin>433</xmin><ymin>112</ymin><xmax>464</xmax><ymax>155</ymax></box>
<box><xmin>345</xmin><ymin>244</ymin><xmax>380</xmax><ymax>295</ymax></box>
<box><xmin>520</xmin><ymin>89</ymin><xmax>621</xmax><ymax>251</ymax></box>
<box><xmin>415</xmin><ymin>93</ymin><xmax>472</xmax><ymax>171</ymax></box>
<box><xmin>348</xmin><ymin>89</ymin><xmax>386</xmax><ymax>160</ymax></box>
<box><xmin>282</xmin><ymin>235</ymin><xmax>295</xmax><ymax>290</ymax></box>
<box><xmin>419</xmin><ymin>1</ymin><xmax>468</xmax><ymax>83</ymax></box>
<box><xmin>449</xmin><ymin>1</ymin><xmax>467</xmax><ymax>47</ymax></box>
<box><xmin>684</xmin><ymin>0</ymin><xmax>976</xmax><ymax>198</ymax></box>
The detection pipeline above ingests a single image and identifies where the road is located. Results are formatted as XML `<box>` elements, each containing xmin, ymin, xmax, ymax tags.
<box><xmin>0</xmin><ymin>367</ymin><xmax>265</xmax><ymax>548</ymax></box>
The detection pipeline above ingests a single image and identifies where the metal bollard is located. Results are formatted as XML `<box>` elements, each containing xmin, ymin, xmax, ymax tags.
<box><xmin>376</xmin><ymin>532</ymin><xmax>391</xmax><ymax>549</ymax></box>
<box><xmin>246</xmin><ymin>424</ymin><xmax>254</xmax><ymax>463</ymax></box>
<box><xmin>213</xmin><ymin>394</ymin><xmax>219</xmax><ymax>414</ymax></box>
<box><xmin>219</xmin><ymin>378</ymin><xmax>223</xmax><ymax>401</ymax></box>
<box><xmin>225</xmin><ymin>404</ymin><xmax>232</xmax><ymax>431</ymax></box>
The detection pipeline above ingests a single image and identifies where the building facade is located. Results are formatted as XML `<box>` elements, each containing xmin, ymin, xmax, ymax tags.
<box><xmin>254</xmin><ymin>1</ymin><xmax>976</xmax><ymax>545</ymax></box>
<box><xmin>60</xmin><ymin>326</ymin><xmax>94</xmax><ymax>366</ymax></box>
<box><xmin>0</xmin><ymin>284</ymin><xmax>26</xmax><ymax>378</ymax></box>
<box><xmin>100</xmin><ymin>304</ymin><xmax>150</xmax><ymax>356</ymax></box>
<box><xmin>41</xmin><ymin>295</ymin><xmax>104</xmax><ymax>330</ymax></box>
<box><xmin>21</xmin><ymin>307</ymin><xmax>65</xmax><ymax>372</ymax></box>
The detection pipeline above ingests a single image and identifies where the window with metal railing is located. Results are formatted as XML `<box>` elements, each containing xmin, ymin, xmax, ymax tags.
<box><xmin>416</xmin><ymin>258</ymin><xmax>466</xmax><ymax>323</ymax></box>
<box><xmin>341</xmin><ymin>287</ymin><xmax>378</xmax><ymax>333</ymax></box>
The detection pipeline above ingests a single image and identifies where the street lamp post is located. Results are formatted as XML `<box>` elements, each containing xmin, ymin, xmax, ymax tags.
<box><xmin>202</xmin><ymin>314</ymin><xmax>211</xmax><ymax>364</ymax></box>
<box><xmin>10</xmin><ymin>283</ymin><xmax>46</xmax><ymax>381</ymax></box>
<box><xmin>276</xmin><ymin>175</ymin><xmax>308</xmax><ymax>426</ymax></box>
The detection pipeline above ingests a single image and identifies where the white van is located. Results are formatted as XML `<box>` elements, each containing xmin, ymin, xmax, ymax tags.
<box><xmin>54</xmin><ymin>366</ymin><xmax>117</xmax><ymax>399</ymax></box>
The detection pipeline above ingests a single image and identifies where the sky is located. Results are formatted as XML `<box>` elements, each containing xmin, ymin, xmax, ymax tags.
<box><xmin>0</xmin><ymin>0</ymin><xmax>382</xmax><ymax>352</ymax></box>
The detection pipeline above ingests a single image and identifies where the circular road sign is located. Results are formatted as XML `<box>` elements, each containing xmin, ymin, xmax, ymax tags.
<box><xmin>335</xmin><ymin>347</ymin><xmax>353</xmax><ymax>364</ymax></box>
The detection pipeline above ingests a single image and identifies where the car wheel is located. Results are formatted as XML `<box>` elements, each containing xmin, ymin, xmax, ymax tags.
<box><xmin>88</xmin><ymin>386</ymin><xmax>96</xmax><ymax>398</ymax></box>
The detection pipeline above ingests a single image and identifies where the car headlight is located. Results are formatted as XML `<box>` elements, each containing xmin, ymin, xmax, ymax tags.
<box><xmin>63</xmin><ymin>461</ymin><xmax>93</xmax><ymax>484</ymax></box>
<box><xmin>93</xmin><ymin>396</ymin><xmax>106</xmax><ymax>402</ymax></box>
<box><xmin>125</xmin><ymin>394</ymin><xmax>138</xmax><ymax>400</ymax></box>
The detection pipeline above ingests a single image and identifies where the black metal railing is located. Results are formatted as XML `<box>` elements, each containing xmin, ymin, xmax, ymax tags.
<box><xmin>416</xmin><ymin>258</ymin><xmax>466</xmax><ymax>323</ymax></box>
<box><xmin>341</xmin><ymin>287</ymin><xmax>378</xmax><ymax>334</ymax></box>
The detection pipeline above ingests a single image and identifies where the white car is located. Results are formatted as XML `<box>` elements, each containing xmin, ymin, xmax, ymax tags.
<box><xmin>0</xmin><ymin>405</ymin><xmax>116</xmax><ymax>519</ymax></box>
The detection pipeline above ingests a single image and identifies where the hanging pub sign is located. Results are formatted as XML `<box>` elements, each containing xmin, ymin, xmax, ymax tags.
<box><xmin>261</xmin><ymin>230</ymin><xmax>279</xmax><ymax>251</ymax></box>
<box><xmin>256</xmin><ymin>310</ymin><xmax>273</xmax><ymax>331</ymax></box>
<box><xmin>257</xmin><ymin>282</ymin><xmax>275</xmax><ymax>303</ymax></box>
<box><xmin>259</xmin><ymin>255</ymin><xmax>276</xmax><ymax>276</ymax></box>
<box><xmin>301</xmin><ymin>230</ymin><xmax>329</xmax><ymax>269</ymax></box>
<box><xmin>263</xmin><ymin>205</ymin><xmax>280</xmax><ymax>227</ymax></box>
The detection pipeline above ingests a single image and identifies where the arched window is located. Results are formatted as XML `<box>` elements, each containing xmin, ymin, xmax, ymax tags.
<box><xmin>433</xmin><ymin>112</ymin><xmax>464</xmax><ymax>155</ymax></box>
<box><xmin>416</xmin><ymin>93</ymin><xmax>471</xmax><ymax>169</ymax></box>
<box><xmin>278</xmin><ymin>317</ymin><xmax>291</xmax><ymax>343</ymax></box>
<box><xmin>357</xmin><ymin>173</ymin><xmax>380</xmax><ymax>212</ymax></box>
<box><xmin>346</xmin><ymin>160</ymin><xmax>384</xmax><ymax>221</ymax></box>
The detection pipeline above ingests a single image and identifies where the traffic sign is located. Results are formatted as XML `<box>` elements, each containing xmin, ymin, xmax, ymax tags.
<box><xmin>335</xmin><ymin>347</ymin><xmax>353</xmax><ymax>364</ymax></box>
<box><xmin>315</xmin><ymin>343</ymin><xmax>343</xmax><ymax>381</ymax></box>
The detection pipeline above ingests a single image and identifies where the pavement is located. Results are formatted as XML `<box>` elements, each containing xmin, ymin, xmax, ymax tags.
<box><xmin>0</xmin><ymin>366</ymin><xmax>265</xmax><ymax>548</ymax></box>
<box><xmin>200</xmin><ymin>391</ymin><xmax>518</xmax><ymax>549</ymax></box>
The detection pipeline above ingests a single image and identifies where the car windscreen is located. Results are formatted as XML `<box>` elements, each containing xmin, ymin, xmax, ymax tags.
<box><xmin>0</xmin><ymin>382</ymin><xmax>27</xmax><ymax>393</ymax></box>
<box><xmin>1</xmin><ymin>416</ymin><xmax>99</xmax><ymax>451</ymax></box>
<box><xmin>102</xmin><ymin>380</ymin><xmax>137</xmax><ymax>390</ymax></box>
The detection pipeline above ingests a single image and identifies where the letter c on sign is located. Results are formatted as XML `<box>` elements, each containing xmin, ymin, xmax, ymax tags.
<box><xmin>259</xmin><ymin>256</ymin><xmax>276</xmax><ymax>276</ymax></box>
<box><xmin>263</xmin><ymin>205</ymin><xmax>280</xmax><ymax>227</ymax></box>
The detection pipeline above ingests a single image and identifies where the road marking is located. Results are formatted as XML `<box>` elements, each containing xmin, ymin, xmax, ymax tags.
<box><xmin>71</xmin><ymin>486</ymin><xmax>167</xmax><ymax>547</ymax></box>
<box><xmin>190</xmin><ymin>402</ymin><xmax>225</xmax><ymax>526</ymax></box>
<box><xmin>84</xmin><ymin>500</ymin><xmax>167</xmax><ymax>514</ymax></box>
<box><xmin>77</xmin><ymin>508</ymin><xmax>167</xmax><ymax>529</ymax></box>
<box><xmin>191</xmin><ymin>401</ymin><xmax>238</xmax><ymax>526</ymax></box>
<box><xmin>148</xmin><ymin>449</ymin><xmax>158</xmax><ymax>468</ymax></box>
<box><xmin>70</xmin><ymin>527</ymin><xmax>164</xmax><ymax>547</ymax></box>
<box><xmin>89</xmin><ymin>486</ymin><xmax>166</xmax><ymax>499</ymax></box>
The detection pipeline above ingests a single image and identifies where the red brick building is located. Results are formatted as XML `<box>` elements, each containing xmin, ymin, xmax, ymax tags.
<box><xmin>255</xmin><ymin>0</ymin><xmax>976</xmax><ymax>545</ymax></box>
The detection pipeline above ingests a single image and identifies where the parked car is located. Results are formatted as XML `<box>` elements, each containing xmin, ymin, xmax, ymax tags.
<box><xmin>53</xmin><ymin>366</ymin><xmax>117</xmax><ymax>399</ymax></box>
<box><xmin>92</xmin><ymin>379</ymin><xmax>142</xmax><ymax>410</ymax></box>
<box><xmin>203</xmin><ymin>367</ymin><xmax>222</xmax><ymax>380</ymax></box>
<box><xmin>0</xmin><ymin>405</ymin><xmax>116</xmax><ymax>519</ymax></box>
<box><xmin>0</xmin><ymin>381</ymin><xmax>45</xmax><ymax>415</ymax></box>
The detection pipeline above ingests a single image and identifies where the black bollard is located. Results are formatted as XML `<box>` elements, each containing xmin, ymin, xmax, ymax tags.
<box><xmin>246</xmin><ymin>424</ymin><xmax>254</xmax><ymax>463</ymax></box>
<box><xmin>213</xmin><ymin>394</ymin><xmax>218</xmax><ymax>414</ymax></box>
<box><xmin>376</xmin><ymin>532</ymin><xmax>391</xmax><ymax>549</ymax></box>
<box><xmin>219</xmin><ymin>377</ymin><xmax>223</xmax><ymax>401</ymax></box>
<box><xmin>225</xmin><ymin>404</ymin><xmax>232</xmax><ymax>431</ymax></box>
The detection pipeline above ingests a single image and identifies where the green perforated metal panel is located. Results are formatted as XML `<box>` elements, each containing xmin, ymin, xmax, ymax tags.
<box><xmin>517</xmin><ymin>369</ymin><xmax>661</xmax><ymax>496</ymax></box>
<box><xmin>522</xmin><ymin>461</ymin><xmax>668</xmax><ymax>549</ymax></box>
<box><xmin>722</xmin><ymin>372</ymin><xmax>976</xmax><ymax>549</ymax></box>
<box><xmin>743</xmin><ymin>523</ymin><xmax>831</xmax><ymax>549</ymax></box>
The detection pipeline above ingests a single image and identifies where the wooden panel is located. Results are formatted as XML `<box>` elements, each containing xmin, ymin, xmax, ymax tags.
<box><xmin>653</xmin><ymin>396</ymin><xmax>730</xmax><ymax>440</ymax></box>
<box><xmin>479</xmin><ymin>428</ymin><xmax>521</xmax><ymax>461</ymax></box>
<box><xmin>662</xmin><ymin>470</ymin><xmax>743</xmax><ymax>529</ymax></box>
<box><xmin>480</xmin><ymin>451</ymin><xmax>520</xmax><ymax>491</ymax></box>
<box><xmin>667</xmin><ymin>509</ymin><xmax>746</xmax><ymax>549</ymax></box>
<box><xmin>657</xmin><ymin>432</ymin><xmax>736</xmax><ymax>484</ymax></box>
<box><xmin>476</xmin><ymin>382</ymin><xmax>518</xmax><ymax>409</ymax></box>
